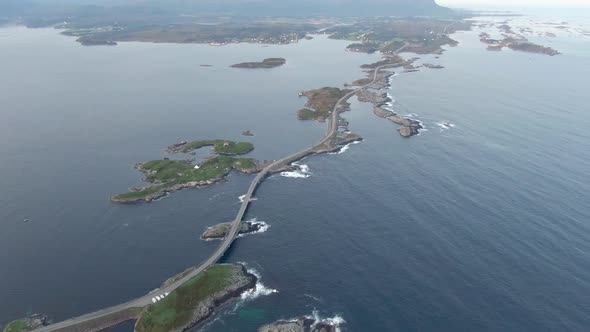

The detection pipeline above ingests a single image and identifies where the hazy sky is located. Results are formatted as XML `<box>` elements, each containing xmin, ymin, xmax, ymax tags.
<box><xmin>437</xmin><ymin>0</ymin><xmax>590</xmax><ymax>7</ymax></box>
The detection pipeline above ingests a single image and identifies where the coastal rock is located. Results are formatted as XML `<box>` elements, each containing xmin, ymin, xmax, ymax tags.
<box><xmin>135</xmin><ymin>264</ymin><xmax>257</xmax><ymax>332</ymax></box>
<box><xmin>180</xmin><ymin>265</ymin><xmax>257</xmax><ymax>330</ymax></box>
<box><xmin>371</xmin><ymin>106</ymin><xmax>422</xmax><ymax>137</ymax></box>
<box><xmin>423</xmin><ymin>63</ymin><xmax>444</xmax><ymax>69</ymax></box>
<box><xmin>387</xmin><ymin>115</ymin><xmax>422</xmax><ymax>137</ymax></box>
<box><xmin>201</xmin><ymin>221</ymin><xmax>264</xmax><ymax>240</ymax></box>
<box><xmin>373</xmin><ymin>106</ymin><xmax>395</xmax><ymax>118</ymax></box>
<box><xmin>356</xmin><ymin>90</ymin><xmax>390</xmax><ymax>105</ymax></box>
<box><xmin>399</xmin><ymin>126</ymin><xmax>413</xmax><ymax>137</ymax></box>
<box><xmin>258</xmin><ymin>317</ymin><xmax>338</xmax><ymax>332</ymax></box>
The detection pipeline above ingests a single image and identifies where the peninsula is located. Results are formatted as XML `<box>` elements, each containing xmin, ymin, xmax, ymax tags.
<box><xmin>231</xmin><ymin>58</ymin><xmax>286</xmax><ymax>69</ymax></box>
<box><xmin>135</xmin><ymin>264</ymin><xmax>256</xmax><ymax>332</ymax></box>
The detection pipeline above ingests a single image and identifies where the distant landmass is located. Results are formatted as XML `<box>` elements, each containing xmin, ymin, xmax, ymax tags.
<box><xmin>1</xmin><ymin>0</ymin><xmax>449</xmax><ymax>27</ymax></box>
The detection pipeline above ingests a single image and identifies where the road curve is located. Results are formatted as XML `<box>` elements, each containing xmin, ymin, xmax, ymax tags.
<box><xmin>32</xmin><ymin>60</ymin><xmax>396</xmax><ymax>332</ymax></box>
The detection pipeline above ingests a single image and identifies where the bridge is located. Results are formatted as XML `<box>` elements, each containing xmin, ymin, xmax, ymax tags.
<box><xmin>32</xmin><ymin>62</ymin><xmax>395</xmax><ymax>332</ymax></box>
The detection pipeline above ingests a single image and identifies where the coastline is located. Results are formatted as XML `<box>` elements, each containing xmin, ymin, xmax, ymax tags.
<box><xmin>135</xmin><ymin>264</ymin><xmax>257</xmax><ymax>332</ymax></box>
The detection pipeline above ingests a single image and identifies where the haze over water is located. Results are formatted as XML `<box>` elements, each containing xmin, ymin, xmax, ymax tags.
<box><xmin>1</xmin><ymin>7</ymin><xmax>590</xmax><ymax>332</ymax></box>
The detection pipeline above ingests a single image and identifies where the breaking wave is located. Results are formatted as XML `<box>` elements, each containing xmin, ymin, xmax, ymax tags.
<box><xmin>237</xmin><ymin>218</ymin><xmax>270</xmax><ymax>238</ymax></box>
<box><xmin>280</xmin><ymin>162</ymin><xmax>311</xmax><ymax>178</ymax></box>
<box><xmin>437</xmin><ymin>121</ymin><xmax>456</xmax><ymax>130</ymax></box>
<box><xmin>239</xmin><ymin>195</ymin><xmax>258</xmax><ymax>203</ymax></box>
<box><xmin>240</xmin><ymin>266</ymin><xmax>278</xmax><ymax>301</ymax></box>
<box><xmin>307</xmin><ymin>310</ymin><xmax>346</xmax><ymax>332</ymax></box>
<box><xmin>329</xmin><ymin>140</ymin><xmax>361</xmax><ymax>155</ymax></box>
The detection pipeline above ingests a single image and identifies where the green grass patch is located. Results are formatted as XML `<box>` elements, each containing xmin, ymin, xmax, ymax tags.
<box><xmin>232</xmin><ymin>158</ymin><xmax>256</xmax><ymax>171</ymax></box>
<box><xmin>180</xmin><ymin>140</ymin><xmax>219</xmax><ymax>153</ymax></box>
<box><xmin>179</xmin><ymin>140</ymin><xmax>253</xmax><ymax>155</ymax></box>
<box><xmin>4</xmin><ymin>320</ymin><xmax>31</xmax><ymax>332</ymax></box>
<box><xmin>135</xmin><ymin>265</ymin><xmax>238</xmax><ymax>332</ymax></box>
<box><xmin>112</xmin><ymin>184</ymin><xmax>167</xmax><ymax>202</ymax></box>
<box><xmin>213</xmin><ymin>141</ymin><xmax>254</xmax><ymax>155</ymax></box>
<box><xmin>112</xmin><ymin>156</ymin><xmax>256</xmax><ymax>202</ymax></box>
<box><xmin>297</xmin><ymin>108</ymin><xmax>318</xmax><ymax>120</ymax></box>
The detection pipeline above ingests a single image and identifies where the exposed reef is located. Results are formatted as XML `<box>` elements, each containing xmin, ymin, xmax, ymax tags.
<box><xmin>354</xmin><ymin>69</ymin><xmax>422</xmax><ymax>137</ymax></box>
<box><xmin>201</xmin><ymin>221</ymin><xmax>265</xmax><ymax>240</ymax></box>
<box><xmin>258</xmin><ymin>316</ymin><xmax>341</xmax><ymax>332</ymax></box>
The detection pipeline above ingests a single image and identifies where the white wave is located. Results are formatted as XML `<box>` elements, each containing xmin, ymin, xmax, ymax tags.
<box><xmin>306</xmin><ymin>310</ymin><xmax>346</xmax><ymax>332</ymax></box>
<box><xmin>237</xmin><ymin>218</ymin><xmax>270</xmax><ymax>238</ymax></box>
<box><xmin>280</xmin><ymin>162</ymin><xmax>311</xmax><ymax>179</ymax></box>
<box><xmin>436</xmin><ymin>121</ymin><xmax>455</xmax><ymax>130</ymax></box>
<box><xmin>328</xmin><ymin>140</ymin><xmax>361</xmax><ymax>155</ymax></box>
<box><xmin>303</xmin><ymin>293</ymin><xmax>322</xmax><ymax>302</ymax></box>
<box><xmin>152</xmin><ymin>192</ymin><xmax>170</xmax><ymax>202</ymax></box>
<box><xmin>239</xmin><ymin>194</ymin><xmax>258</xmax><ymax>203</ymax></box>
<box><xmin>328</xmin><ymin>144</ymin><xmax>349</xmax><ymax>155</ymax></box>
<box><xmin>403</xmin><ymin>113</ymin><xmax>418</xmax><ymax>118</ymax></box>
<box><xmin>240</xmin><ymin>267</ymin><xmax>278</xmax><ymax>301</ymax></box>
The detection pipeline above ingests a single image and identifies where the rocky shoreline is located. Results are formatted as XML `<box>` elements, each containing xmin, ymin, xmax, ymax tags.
<box><xmin>201</xmin><ymin>221</ymin><xmax>265</xmax><ymax>240</ymax></box>
<box><xmin>112</xmin><ymin>158</ymin><xmax>271</xmax><ymax>204</ymax></box>
<box><xmin>258</xmin><ymin>316</ymin><xmax>340</xmax><ymax>332</ymax></box>
<box><xmin>135</xmin><ymin>264</ymin><xmax>257</xmax><ymax>332</ymax></box>
<box><xmin>112</xmin><ymin>138</ymin><xmax>268</xmax><ymax>203</ymax></box>
<box><xmin>355</xmin><ymin>79</ymin><xmax>423</xmax><ymax>137</ymax></box>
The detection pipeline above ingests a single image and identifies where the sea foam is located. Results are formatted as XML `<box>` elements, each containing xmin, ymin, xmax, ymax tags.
<box><xmin>239</xmin><ymin>194</ymin><xmax>258</xmax><ymax>203</ymax></box>
<box><xmin>237</xmin><ymin>218</ymin><xmax>270</xmax><ymax>238</ymax></box>
<box><xmin>239</xmin><ymin>266</ymin><xmax>278</xmax><ymax>301</ymax></box>
<box><xmin>436</xmin><ymin>121</ymin><xmax>456</xmax><ymax>130</ymax></box>
<box><xmin>328</xmin><ymin>140</ymin><xmax>361</xmax><ymax>155</ymax></box>
<box><xmin>280</xmin><ymin>162</ymin><xmax>311</xmax><ymax>178</ymax></box>
<box><xmin>307</xmin><ymin>310</ymin><xmax>346</xmax><ymax>332</ymax></box>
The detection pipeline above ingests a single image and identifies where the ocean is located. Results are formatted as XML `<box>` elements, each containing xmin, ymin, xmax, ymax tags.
<box><xmin>1</xmin><ymin>8</ymin><xmax>589</xmax><ymax>332</ymax></box>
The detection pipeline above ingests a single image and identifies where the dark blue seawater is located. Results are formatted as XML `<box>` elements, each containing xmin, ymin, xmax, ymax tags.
<box><xmin>2</xmin><ymin>9</ymin><xmax>590</xmax><ymax>332</ymax></box>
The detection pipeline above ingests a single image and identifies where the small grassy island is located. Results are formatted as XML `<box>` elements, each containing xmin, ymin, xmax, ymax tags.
<box><xmin>3</xmin><ymin>321</ymin><xmax>31</xmax><ymax>332</ymax></box>
<box><xmin>3</xmin><ymin>314</ymin><xmax>50</xmax><ymax>332</ymax></box>
<box><xmin>167</xmin><ymin>139</ymin><xmax>254</xmax><ymax>155</ymax></box>
<box><xmin>231</xmin><ymin>58</ymin><xmax>286</xmax><ymax>69</ymax></box>
<box><xmin>297</xmin><ymin>87</ymin><xmax>352</xmax><ymax>121</ymax></box>
<box><xmin>135</xmin><ymin>264</ymin><xmax>256</xmax><ymax>332</ymax></box>
<box><xmin>112</xmin><ymin>140</ymin><xmax>262</xmax><ymax>203</ymax></box>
